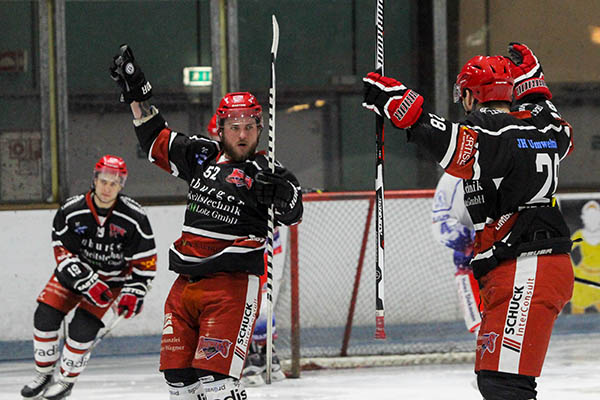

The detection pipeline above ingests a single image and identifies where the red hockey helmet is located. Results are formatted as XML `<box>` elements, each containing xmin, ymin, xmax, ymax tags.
<box><xmin>206</xmin><ymin>113</ymin><xmax>220</xmax><ymax>140</ymax></box>
<box><xmin>216</xmin><ymin>92</ymin><xmax>263</xmax><ymax>128</ymax></box>
<box><xmin>94</xmin><ymin>155</ymin><xmax>128</xmax><ymax>186</ymax></box>
<box><xmin>454</xmin><ymin>55</ymin><xmax>514</xmax><ymax>104</ymax></box>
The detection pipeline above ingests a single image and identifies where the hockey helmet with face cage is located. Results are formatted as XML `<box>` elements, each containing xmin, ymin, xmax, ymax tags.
<box><xmin>94</xmin><ymin>155</ymin><xmax>128</xmax><ymax>186</ymax></box>
<box><xmin>454</xmin><ymin>55</ymin><xmax>514</xmax><ymax>104</ymax></box>
<box><xmin>216</xmin><ymin>92</ymin><xmax>263</xmax><ymax>129</ymax></box>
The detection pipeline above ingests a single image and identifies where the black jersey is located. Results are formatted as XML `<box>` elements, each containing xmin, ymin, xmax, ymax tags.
<box><xmin>52</xmin><ymin>191</ymin><xmax>157</xmax><ymax>288</ymax></box>
<box><xmin>407</xmin><ymin>98</ymin><xmax>573</xmax><ymax>277</ymax></box>
<box><xmin>134</xmin><ymin>110</ymin><xmax>303</xmax><ymax>278</ymax></box>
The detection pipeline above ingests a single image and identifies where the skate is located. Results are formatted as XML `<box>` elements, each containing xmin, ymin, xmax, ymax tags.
<box><xmin>41</xmin><ymin>380</ymin><xmax>74</xmax><ymax>400</ymax></box>
<box><xmin>21</xmin><ymin>372</ymin><xmax>53</xmax><ymax>399</ymax></box>
<box><xmin>240</xmin><ymin>347</ymin><xmax>265</xmax><ymax>387</ymax></box>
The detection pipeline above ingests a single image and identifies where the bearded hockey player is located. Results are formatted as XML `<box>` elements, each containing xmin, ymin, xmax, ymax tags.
<box><xmin>20</xmin><ymin>155</ymin><xmax>157</xmax><ymax>400</ymax></box>
<box><xmin>432</xmin><ymin>172</ymin><xmax>482</xmax><ymax>335</ymax></box>
<box><xmin>207</xmin><ymin>106</ymin><xmax>287</xmax><ymax>387</ymax></box>
<box><xmin>110</xmin><ymin>44</ymin><xmax>303</xmax><ymax>400</ymax></box>
<box><xmin>363</xmin><ymin>43</ymin><xmax>574</xmax><ymax>400</ymax></box>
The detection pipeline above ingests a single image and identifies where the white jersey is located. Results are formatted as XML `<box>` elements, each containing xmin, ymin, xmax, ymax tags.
<box><xmin>431</xmin><ymin>172</ymin><xmax>474</xmax><ymax>252</ymax></box>
<box><xmin>432</xmin><ymin>172</ymin><xmax>481</xmax><ymax>334</ymax></box>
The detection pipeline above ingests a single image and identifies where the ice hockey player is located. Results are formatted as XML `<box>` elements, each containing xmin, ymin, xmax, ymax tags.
<box><xmin>110</xmin><ymin>44</ymin><xmax>303</xmax><ymax>400</ymax></box>
<box><xmin>207</xmin><ymin>109</ymin><xmax>287</xmax><ymax>387</ymax></box>
<box><xmin>362</xmin><ymin>43</ymin><xmax>574</xmax><ymax>400</ymax></box>
<box><xmin>431</xmin><ymin>172</ymin><xmax>482</xmax><ymax>335</ymax></box>
<box><xmin>20</xmin><ymin>155</ymin><xmax>157</xmax><ymax>400</ymax></box>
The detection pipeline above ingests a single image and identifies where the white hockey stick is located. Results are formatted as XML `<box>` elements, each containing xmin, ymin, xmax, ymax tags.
<box><xmin>374</xmin><ymin>0</ymin><xmax>387</xmax><ymax>340</ymax></box>
<box><xmin>83</xmin><ymin>313</ymin><xmax>125</xmax><ymax>360</ymax></box>
<box><xmin>265</xmin><ymin>14</ymin><xmax>279</xmax><ymax>385</ymax></box>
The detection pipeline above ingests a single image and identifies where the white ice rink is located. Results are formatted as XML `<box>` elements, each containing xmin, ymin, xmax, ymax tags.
<box><xmin>1</xmin><ymin>334</ymin><xmax>599</xmax><ymax>400</ymax></box>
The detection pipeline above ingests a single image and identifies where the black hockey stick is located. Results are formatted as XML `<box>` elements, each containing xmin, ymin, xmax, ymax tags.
<box><xmin>374</xmin><ymin>0</ymin><xmax>386</xmax><ymax>340</ymax></box>
<box><xmin>575</xmin><ymin>276</ymin><xmax>600</xmax><ymax>288</ymax></box>
<box><xmin>265</xmin><ymin>14</ymin><xmax>280</xmax><ymax>385</ymax></box>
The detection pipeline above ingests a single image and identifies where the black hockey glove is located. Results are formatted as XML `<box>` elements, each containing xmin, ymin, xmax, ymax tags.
<box><xmin>117</xmin><ymin>281</ymin><xmax>147</xmax><ymax>319</ymax></box>
<box><xmin>254</xmin><ymin>171</ymin><xmax>298</xmax><ymax>214</ymax></box>
<box><xmin>362</xmin><ymin>72</ymin><xmax>424</xmax><ymax>129</ymax></box>
<box><xmin>109</xmin><ymin>44</ymin><xmax>153</xmax><ymax>104</ymax></box>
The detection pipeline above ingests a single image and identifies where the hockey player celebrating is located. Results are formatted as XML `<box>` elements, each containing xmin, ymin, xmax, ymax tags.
<box><xmin>207</xmin><ymin>109</ymin><xmax>287</xmax><ymax>387</ymax></box>
<box><xmin>20</xmin><ymin>155</ymin><xmax>157</xmax><ymax>400</ymax></box>
<box><xmin>363</xmin><ymin>43</ymin><xmax>574</xmax><ymax>399</ymax></box>
<box><xmin>110</xmin><ymin>45</ymin><xmax>303</xmax><ymax>400</ymax></box>
<box><xmin>431</xmin><ymin>172</ymin><xmax>482</xmax><ymax>335</ymax></box>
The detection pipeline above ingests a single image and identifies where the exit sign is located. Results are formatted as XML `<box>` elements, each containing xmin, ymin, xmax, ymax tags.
<box><xmin>183</xmin><ymin>66</ymin><xmax>212</xmax><ymax>87</ymax></box>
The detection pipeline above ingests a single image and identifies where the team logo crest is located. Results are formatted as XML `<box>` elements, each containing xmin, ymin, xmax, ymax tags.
<box><xmin>226</xmin><ymin>168</ymin><xmax>253</xmax><ymax>189</ymax></box>
<box><xmin>109</xmin><ymin>223</ymin><xmax>126</xmax><ymax>238</ymax></box>
<box><xmin>479</xmin><ymin>332</ymin><xmax>499</xmax><ymax>359</ymax></box>
<box><xmin>195</xmin><ymin>336</ymin><xmax>232</xmax><ymax>360</ymax></box>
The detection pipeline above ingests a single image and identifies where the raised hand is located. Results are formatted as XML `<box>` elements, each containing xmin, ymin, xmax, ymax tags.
<box><xmin>109</xmin><ymin>44</ymin><xmax>153</xmax><ymax>104</ymax></box>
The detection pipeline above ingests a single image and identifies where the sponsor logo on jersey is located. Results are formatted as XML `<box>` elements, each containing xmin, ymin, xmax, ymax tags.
<box><xmin>456</xmin><ymin>127</ymin><xmax>477</xmax><ymax>166</ymax></box>
<box><xmin>226</xmin><ymin>168</ymin><xmax>253</xmax><ymax>189</ymax></box>
<box><xmin>195</xmin><ymin>152</ymin><xmax>209</xmax><ymax>165</ymax></box>
<box><xmin>479</xmin><ymin>331</ymin><xmax>499</xmax><ymax>359</ymax></box>
<box><xmin>109</xmin><ymin>223</ymin><xmax>126</xmax><ymax>238</ymax></box>
<box><xmin>516</xmin><ymin>138</ymin><xmax>557</xmax><ymax>149</ymax></box>
<box><xmin>194</xmin><ymin>336</ymin><xmax>233</xmax><ymax>360</ymax></box>
<box><xmin>74</xmin><ymin>223</ymin><xmax>88</xmax><ymax>235</ymax></box>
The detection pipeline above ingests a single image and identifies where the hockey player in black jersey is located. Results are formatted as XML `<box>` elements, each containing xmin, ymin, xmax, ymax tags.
<box><xmin>20</xmin><ymin>155</ymin><xmax>157</xmax><ymax>400</ymax></box>
<box><xmin>362</xmin><ymin>43</ymin><xmax>574</xmax><ymax>400</ymax></box>
<box><xmin>110</xmin><ymin>45</ymin><xmax>303</xmax><ymax>400</ymax></box>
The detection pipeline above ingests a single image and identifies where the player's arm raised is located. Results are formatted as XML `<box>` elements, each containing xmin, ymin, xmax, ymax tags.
<box><xmin>109</xmin><ymin>44</ymin><xmax>219</xmax><ymax>182</ymax></box>
<box><xmin>362</xmin><ymin>72</ymin><xmax>510</xmax><ymax>181</ymax></box>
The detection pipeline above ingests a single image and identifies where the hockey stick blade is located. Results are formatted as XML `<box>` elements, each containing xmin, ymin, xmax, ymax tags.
<box><xmin>271</xmin><ymin>15</ymin><xmax>279</xmax><ymax>60</ymax></box>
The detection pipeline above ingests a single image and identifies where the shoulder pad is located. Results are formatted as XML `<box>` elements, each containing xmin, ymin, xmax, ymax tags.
<box><xmin>61</xmin><ymin>194</ymin><xmax>85</xmax><ymax>211</ymax></box>
<box><xmin>118</xmin><ymin>195</ymin><xmax>147</xmax><ymax>216</ymax></box>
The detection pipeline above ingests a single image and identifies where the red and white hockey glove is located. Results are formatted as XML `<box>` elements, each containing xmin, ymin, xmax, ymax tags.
<box><xmin>362</xmin><ymin>72</ymin><xmax>424</xmax><ymax>129</ymax></box>
<box><xmin>117</xmin><ymin>282</ymin><xmax>147</xmax><ymax>319</ymax></box>
<box><xmin>81</xmin><ymin>277</ymin><xmax>113</xmax><ymax>308</ymax></box>
<box><xmin>506</xmin><ymin>42</ymin><xmax>552</xmax><ymax>100</ymax></box>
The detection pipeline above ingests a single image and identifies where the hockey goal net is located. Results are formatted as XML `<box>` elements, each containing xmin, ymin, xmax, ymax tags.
<box><xmin>273</xmin><ymin>190</ymin><xmax>476</xmax><ymax>377</ymax></box>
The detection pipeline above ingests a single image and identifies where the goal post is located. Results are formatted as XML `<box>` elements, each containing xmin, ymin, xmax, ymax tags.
<box><xmin>274</xmin><ymin>190</ymin><xmax>476</xmax><ymax>376</ymax></box>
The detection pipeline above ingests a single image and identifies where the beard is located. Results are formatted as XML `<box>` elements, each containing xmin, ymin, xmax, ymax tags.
<box><xmin>221</xmin><ymin>137</ymin><xmax>259</xmax><ymax>162</ymax></box>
